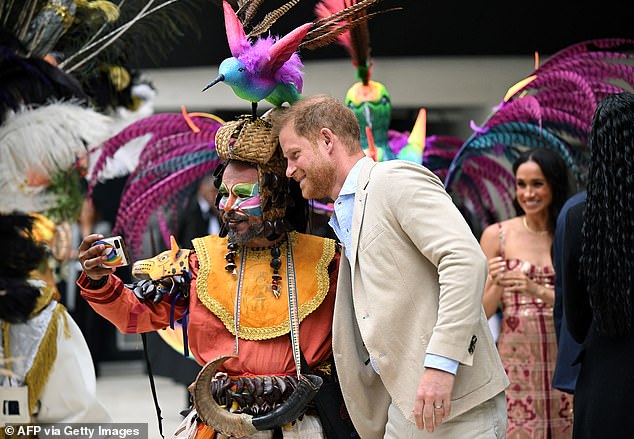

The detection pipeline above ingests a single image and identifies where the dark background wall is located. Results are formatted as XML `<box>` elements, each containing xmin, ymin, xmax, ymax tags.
<box><xmin>134</xmin><ymin>0</ymin><xmax>634</xmax><ymax>69</ymax></box>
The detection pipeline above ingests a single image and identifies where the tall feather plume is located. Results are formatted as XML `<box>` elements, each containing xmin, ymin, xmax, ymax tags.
<box><xmin>247</xmin><ymin>0</ymin><xmax>303</xmax><ymax>37</ymax></box>
<box><xmin>237</xmin><ymin>0</ymin><xmax>264</xmax><ymax>28</ymax></box>
<box><xmin>314</xmin><ymin>0</ymin><xmax>370</xmax><ymax>81</ymax></box>
<box><xmin>301</xmin><ymin>0</ymin><xmax>397</xmax><ymax>52</ymax></box>
<box><xmin>58</xmin><ymin>0</ymin><xmax>204</xmax><ymax>74</ymax></box>
<box><xmin>444</xmin><ymin>38</ymin><xmax>634</xmax><ymax>235</ymax></box>
<box><xmin>227</xmin><ymin>0</ymin><xmax>394</xmax><ymax>55</ymax></box>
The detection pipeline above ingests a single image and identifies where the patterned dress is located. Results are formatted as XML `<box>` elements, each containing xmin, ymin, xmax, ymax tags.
<box><xmin>496</xmin><ymin>225</ymin><xmax>573</xmax><ymax>438</ymax></box>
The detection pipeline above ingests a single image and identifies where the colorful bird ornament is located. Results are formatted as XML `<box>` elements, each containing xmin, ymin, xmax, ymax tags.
<box><xmin>202</xmin><ymin>1</ymin><xmax>310</xmax><ymax>108</ymax></box>
<box><xmin>204</xmin><ymin>0</ymin><xmax>392</xmax><ymax>113</ymax></box>
<box><xmin>315</xmin><ymin>0</ymin><xmax>448</xmax><ymax>166</ymax></box>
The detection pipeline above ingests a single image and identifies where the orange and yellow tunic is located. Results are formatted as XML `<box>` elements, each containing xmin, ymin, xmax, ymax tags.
<box><xmin>78</xmin><ymin>232</ymin><xmax>338</xmax><ymax>376</ymax></box>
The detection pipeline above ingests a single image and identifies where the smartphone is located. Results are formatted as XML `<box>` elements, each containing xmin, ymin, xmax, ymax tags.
<box><xmin>92</xmin><ymin>236</ymin><xmax>130</xmax><ymax>268</ymax></box>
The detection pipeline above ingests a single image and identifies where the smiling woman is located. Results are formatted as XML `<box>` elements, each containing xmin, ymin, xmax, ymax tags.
<box><xmin>479</xmin><ymin>147</ymin><xmax>573</xmax><ymax>438</ymax></box>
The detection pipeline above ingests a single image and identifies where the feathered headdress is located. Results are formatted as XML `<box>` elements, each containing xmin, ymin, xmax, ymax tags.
<box><xmin>1</xmin><ymin>0</ymin><xmax>209</xmax><ymax>224</ymax></box>
<box><xmin>444</xmin><ymin>38</ymin><xmax>634</xmax><ymax>235</ymax></box>
<box><xmin>0</xmin><ymin>102</ymin><xmax>112</xmax><ymax>221</ymax></box>
<box><xmin>1</xmin><ymin>0</ymin><xmax>203</xmax><ymax>114</ymax></box>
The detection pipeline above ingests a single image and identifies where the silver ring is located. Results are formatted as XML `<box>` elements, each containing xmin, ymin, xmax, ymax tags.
<box><xmin>434</xmin><ymin>404</ymin><xmax>443</xmax><ymax>409</ymax></box>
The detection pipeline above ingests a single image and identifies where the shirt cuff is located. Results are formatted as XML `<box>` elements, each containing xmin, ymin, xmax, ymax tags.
<box><xmin>77</xmin><ymin>272</ymin><xmax>110</xmax><ymax>290</ymax></box>
<box><xmin>77</xmin><ymin>272</ymin><xmax>122</xmax><ymax>305</ymax></box>
<box><xmin>424</xmin><ymin>354</ymin><xmax>459</xmax><ymax>375</ymax></box>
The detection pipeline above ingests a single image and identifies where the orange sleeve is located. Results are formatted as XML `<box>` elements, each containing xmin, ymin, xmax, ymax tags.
<box><xmin>77</xmin><ymin>252</ymin><xmax>196</xmax><ymax>334</ymax></box>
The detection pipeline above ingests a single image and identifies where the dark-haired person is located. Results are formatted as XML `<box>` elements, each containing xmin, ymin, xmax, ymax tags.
<box><xmin>563</xmin><ymin>92</ymin><xmax>634</xmax><ymax>439</ymax></box>
<box><xmin>480</xmin><ymin>147</ymin><xmax>573</xmax><ymax>437</ymax></box>
<box><xmin>0</xmin><ymin>214</ymin><xmax>111</xmax><ymax>424</ymax></box>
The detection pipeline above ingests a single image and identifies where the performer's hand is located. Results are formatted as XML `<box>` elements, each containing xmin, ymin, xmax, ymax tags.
<box><xmin>78</xmin><ymin>234</ymin><xmax>116</xmax><ymax>280</ymax></box>
<box><xmin>412</xmin><ymin>368</ymin><xmax>454</xmax><ymax>432</ymax></box>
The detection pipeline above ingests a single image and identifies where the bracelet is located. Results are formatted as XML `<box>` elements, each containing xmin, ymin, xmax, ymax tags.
<box><xmin>87</xmin><ymin>276</ymin><xmax>109</xmax><ymax>289</ymax></box>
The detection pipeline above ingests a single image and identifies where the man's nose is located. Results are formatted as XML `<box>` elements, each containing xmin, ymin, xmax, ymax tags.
<box><xmin>286</xmin><ymin>163</ymin><xmax>295</xmax><ymax>179</ymax></box>
<box><xmin>222</xmin><ymin>194</ymin><xmax>236</xmax><ymax>213</ymax></box>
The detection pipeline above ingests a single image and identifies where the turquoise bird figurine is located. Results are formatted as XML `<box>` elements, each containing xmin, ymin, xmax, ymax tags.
<box><xmin>204</xmin><ymin>0</ymin><xmax>390</xmax><ymax>113</ymax></box>
<box><xmin>202</xmin><ymin>1</ymin><xmax>311</xmax><ymax>109</ymax></box>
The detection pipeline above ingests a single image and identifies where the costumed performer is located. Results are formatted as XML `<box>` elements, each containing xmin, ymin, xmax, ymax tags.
<box><xmin>76</xmin><ymin>111</ymin><xmax>349</xmax><ymax>439</ymax></box>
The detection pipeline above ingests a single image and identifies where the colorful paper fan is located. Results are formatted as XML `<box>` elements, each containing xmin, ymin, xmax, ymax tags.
<box><xmin>157</xmin><ymin>324</ymin><xmax>196</xmax><ymax>360</ymax></box>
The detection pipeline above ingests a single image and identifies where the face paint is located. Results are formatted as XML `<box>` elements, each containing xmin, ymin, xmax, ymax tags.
<box><xmin>218</xmin><ymin>182</ymin><xmax>262</xmax><ymax>220</ymax></box>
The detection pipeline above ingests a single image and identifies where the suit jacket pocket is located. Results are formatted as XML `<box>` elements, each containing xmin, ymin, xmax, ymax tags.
<box><xmin>359</xmin><ymin>224</ymin><xmax>385</xmax><ymax>253</ymax></box>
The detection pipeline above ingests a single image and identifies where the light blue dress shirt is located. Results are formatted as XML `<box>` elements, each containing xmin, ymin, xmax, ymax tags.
<box><xmin>329</xmin><ymin>157</ymin><xmax>458</xmax><ymax>375</ymax></box>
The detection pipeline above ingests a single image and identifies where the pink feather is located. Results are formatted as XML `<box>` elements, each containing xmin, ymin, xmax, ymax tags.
<box><xmin>223</xmin><ymin>0</ymin><xmax>249</xmax><ymax>57</ymax></box>
<box><xmin>265</xmin><ymin>22</ymin><xmax>312</xmax><ymax>76</ymax></box>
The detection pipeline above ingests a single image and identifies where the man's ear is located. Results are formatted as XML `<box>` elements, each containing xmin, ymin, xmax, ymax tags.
<box><xmin>320</xmin><ymin>128</ymin><xmax>334</xmax><ymax>150</ymax></box>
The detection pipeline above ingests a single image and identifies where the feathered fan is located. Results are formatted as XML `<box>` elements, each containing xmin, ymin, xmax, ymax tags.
<box><xmin>88</xmin><ymin>110</ymin><xmax>224</xmax><ymax>257</ymax></box>
<box><xmin>0</xmin><ymin>102</ymin><xmax>112</xmax><ymax>221</ymax></box>
<box><xmin>444</xmin><ymin>38</ymin><xmax>634</xmax><ymax>237</ymax></box>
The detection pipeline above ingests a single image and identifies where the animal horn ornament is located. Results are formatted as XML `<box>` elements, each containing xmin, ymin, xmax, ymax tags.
<box><xmin>191</xmin><ymin>354</ymin><xmax>323</xmax><ymax>436</ymax></box>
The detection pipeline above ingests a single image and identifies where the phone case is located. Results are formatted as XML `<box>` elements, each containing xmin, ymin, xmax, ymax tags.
<box><xmin>93</xmin><ymin>236</ymin><xmax>130</xmax><ymax>267</ymax></box>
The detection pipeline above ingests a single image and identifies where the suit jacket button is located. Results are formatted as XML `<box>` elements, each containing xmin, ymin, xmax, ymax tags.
<box><xmin>468</xmin><ymin>335</ymin><xmax>478</xmax><ymax>354</ymax></box>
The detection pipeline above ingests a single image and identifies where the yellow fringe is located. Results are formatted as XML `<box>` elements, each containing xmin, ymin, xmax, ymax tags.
<box><xmin>24</xmin><ymin>303</ymin><xmax>65</xmax><ymax>414</ymax></box>
<box><xmin>61</xmin><ymin>306</ymin><xmax>70</xmax><ymax>339</ymax></box>
<box><xmin>2</xmin><ymin>321</ymin><xmax>10</xmax><ymax>373</ymax></box>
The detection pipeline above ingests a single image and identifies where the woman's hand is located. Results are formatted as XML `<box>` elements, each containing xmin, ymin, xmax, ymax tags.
<box><xmin>497</xmin><ymin>272</ymin><xmax>554</xmax><ymax>305</ymax></box>
<box><xmin>488</xmin><ymin>256</ymin><xmax>506</xmax><ymax>286</ymax></box>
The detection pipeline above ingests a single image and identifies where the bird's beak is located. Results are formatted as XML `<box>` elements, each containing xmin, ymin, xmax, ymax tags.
<box><xmin>363</xmin><ymin>104</ymin><xmax>374</xmax><ymax>128</ymax></box>
<box><xmin>202</xmin><ymin>74</ymin><xmax>225</xmax><ymax>92</ymax></box>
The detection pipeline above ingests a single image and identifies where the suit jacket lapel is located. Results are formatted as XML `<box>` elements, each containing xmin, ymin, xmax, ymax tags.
<box><xmin>350</xmin><ymin>159</ymin><xmax>377</xmax><ymax>274</ymax></box>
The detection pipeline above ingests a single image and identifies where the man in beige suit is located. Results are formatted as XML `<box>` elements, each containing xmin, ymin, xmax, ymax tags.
<box><xmin>274</xmin><ymin>95</ymin><xmax>509</xmax><ymax>438</ymax></box>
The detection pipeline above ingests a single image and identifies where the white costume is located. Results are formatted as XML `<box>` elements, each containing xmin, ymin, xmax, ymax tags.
<box><xmin>1</xmin><ymin>292</ymin><xmax>110</xmax><ymax>427</ymax></box>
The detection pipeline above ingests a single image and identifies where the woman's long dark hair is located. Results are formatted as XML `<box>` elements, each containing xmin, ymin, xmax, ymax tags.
<box><xmin>581</xmin><ymin>92</ymin><xmax>634</xmax><ymax>337</ymax></box>
<box><xmin>512</xmin><ymin>148</ymin><xmax>570</xmax><ymax>234</ymax></box>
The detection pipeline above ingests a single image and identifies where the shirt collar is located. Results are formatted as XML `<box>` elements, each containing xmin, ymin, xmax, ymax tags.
<box><xmin>338</xmin><ymin>156</ymin><xmax>372</xmax><ymax>198</ymax></box>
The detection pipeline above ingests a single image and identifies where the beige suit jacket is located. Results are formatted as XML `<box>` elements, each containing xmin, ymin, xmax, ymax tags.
<box><xmin>332</xmin><ymin>159</ymin><xmax>509</xmax><ymax>439</ymax></box>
